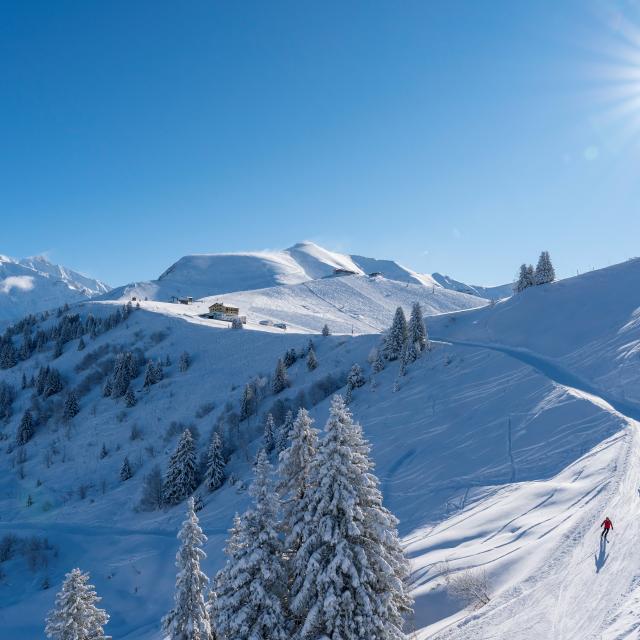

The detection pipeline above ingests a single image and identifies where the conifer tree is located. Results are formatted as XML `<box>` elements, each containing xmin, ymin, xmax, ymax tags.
<box><xmin>321</xmin><ymin>323</ymin><xmax>331</xmax><ymax>337</ymax></box>
<box><xmin>263</xmin><ymin>413</ymin><xmax>276</xmax><ymax>454</ymax></box>
<box><xmin>277</xmin><ymin>408</ymin><xmax>318</xmax><ymax>556</ymax></box>
<box><xmin>143</xmin><ymin>361</ymin><xmax>157</xmax><ymax>388</ymax></box>
<box><xmin>138</xmin><ymin>464</ymin><xmax>164</xmax><ymax>511</ymax></box>
<box><xmin>63</xmin><ymin>390</ymin><xmax>80</xmax><ymax>420</ymax></box>
<box><xmin>239</xmin><ymin>383</ymin><xmax>256</xmax><ymax>422</ymax></box>
<box><xmin>120</xmin><ymin>456</ymin><xmax>133</xmax><ymax>481</ymax></box>
<box><xmin>407</xmin><ymin>301</ymin><xmax>428</xmax><ymax>357</ymax></box>
<box><xmin>45</xmin><ymin>568</ymin><xmax>110</xmax><ymax>640</ymax></box>
<box><xmin>276</xmin><ymin>410</ymin><xmax>294</xmax><ymax>453</ymax></box>
<box><xmin>179</xmin><ymin>351</ymin><xmax>190</xmax><ymax>372</ymax></box>
<box><xmin>162</xmin><ymin>497</ymin><xmax>211</xmax><ymax>640</ymax></box>
<box><xmin>283</xmin><ymin>348</ymin><xmax>297</xmax><ymax>368</ymax></box>
<box><xmin>163</xmin><ymin>430</ymin><xmax>198</xmax><ymax>505</ymax></box>
<box><xmin>16</xmin><ymin>410</ymin><xmax>34</xmax><ymax>445</ymax></box>
<box><xmin>535</xmin><ymin>250</ymin><xmax>556</xmax><ymax>285</ymax></box>
<box><xmin>271</xmin><ymin>358</ymin><xmax>289</xmax><ymax>394</ymax></box>
<box><xmin>213</xmin><ymin>452</ymin><xmax>288</xmax><ymax>640</ymax></box>
<box><xmin>99</xmin><ymin>443</ymin><xmax>108</xmax><ymax>459</ymax></box>
<box><xmin>306</xmin><ymin>347</ymin><xmax>318</xmax><ymax>371</ymax></box>
<box><xmin>289</xmin><ymin>396</ymin><xmax>413</xmax><ymax>639</ymax></box>
<box><xmin>21</xmin><ymin>372</ymin><xmax>27</xmax><ymax>390</ymax></box>
<box><xmin>77</xmin><ymin>336</ymin><xmax>86</xmax><ymax>351</ymax></box>
<box><xmin>383</xmin><ymin>306</ymin><xmax>408</xmax><ymax>361</ymax></box>
<box><xmin>124</xmin><ymin>388</ymin><xmax>136</xmax><ymax>408</ymax></box>
<box><xmin>102</xmin><ymin>378</ymin><xmax>113</xmax><ymax>398</ymax></box>
<box><xmin>204</xmin><ymin>432</ymin><xmax>225</xmax><ymax>492</ymax></box>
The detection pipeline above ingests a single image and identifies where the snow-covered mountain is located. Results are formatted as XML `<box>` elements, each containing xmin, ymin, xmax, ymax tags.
<box><xmin>0</xmin><ymin>255</ymin><xmax>110</xmax><ymax>326</ymax></box>
<box><xmin>2</xmin><ymin>251</ymin><xmax>639</xmax><ymax>639</ymax></box>
<box><xmin>102</xmin><ymin>241</ymin><xmax>441</xmax><ymax>303</ymax></box>
<box><xmin>431</xmin><ymin>271</ymin><xmax>513</xmax><ymax>300</ymax></box>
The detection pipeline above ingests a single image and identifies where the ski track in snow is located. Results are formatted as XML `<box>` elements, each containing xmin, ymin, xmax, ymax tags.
<box><xmin>424</xmin><ymin>336</ymin><xmax>640</xmax><ymax>640</ymax></box>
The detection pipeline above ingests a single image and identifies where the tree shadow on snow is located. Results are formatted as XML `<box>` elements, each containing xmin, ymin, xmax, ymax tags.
<box><xmin>594</xmin><ymin>537</ymin><xmax>608</xmax><ymax>573</ymax></box>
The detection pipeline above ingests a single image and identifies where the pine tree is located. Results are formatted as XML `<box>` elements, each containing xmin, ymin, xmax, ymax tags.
<box><xmin>271</xmin><ymin>358</ymin><xmax>289</xmax><ymax>394</ymax></box>
<box><xmin>99</xmin><ymin>443</ymin><xmax>108</xmax><ymax>459</ymax></box>
<box><xmin>77</xmin><ymin>336</ymin><xmax>86</xmax><ymax>351</ymax></box>
<box><xmin>124</xmin><ymin>388</ymin><xmax>136</xmax><ymax>408</ymax></box>
<box><xmin>263</xmin><ymin>413</ymin><xmax>276</xmax><ymax>454</ymax></box>
<box><xmin>383</xmin><ymin>306</ymin><xmax>408</xmax><ymax>361</ymax></box>
<box><xmin>276</xmin><ymin>410</ymin><xmax>294</xmax><ymax>453</ymax></box>
<box><xmin>179</xmin><ymin>351</ymin><xmax>190</xmax><ymax>372</ymax></box>
<box><xmin>102</xmin><ymin>378</ymin><xmax>113</xmax><ymax>397</ymax></box>
<box><xmin>44</xmin><ymin>368</ymin><xmax>64</xmax><ymax>398</ymax></box>
<box><xmin>526</xmin><ymin>264</ymin><xmax>535</xmax><ymax>287</ymax></box>
<box><xmin>162</xmin><ymin>498</ymin><xmax>211</xmax><ymax>640</ymax></box>
<box><xmin>120</xmin><ymin>456</ymin><xmax>133</xmax><ymax>481</ymax></box>
<box><xmin>138</xmin><ymin>464</ymin><xmax>164</xmax><ymax>511</ymax></box>
<box><xmin>321</xmin><ymin>323</ymin><xmax>331</xmax><ymax>337</ymax></box>
<box><xmin>45</xmin><ymin>568</ymin><xmax>110</xmax><ymax>640</ymax></box>
<box><xmin>143</xmin><ymin>361</ymin><xmax>157</xmax><ymax>388</ymax></box>
<box><xmin>239</xmin><ymin>383</ymin><xmax>256</xmax><ymax>422</ymax></box>
<box><xmin>21</xmin><ymin>372</ymin><xmax>27</xmax><ymax>390</ymax></box>
<box><xmin>63</xmin><ymin>390</ymin><xmax>80</xmax><ymax>420</ymax></box>
<box><xmin>373</xmin><ymin>348</ymin><xmax>385</xmax><ymax>373</ymax></box>
<box><xmin>277</xmin><ymin>408</ymin><xmax>318</xmax><ymax>557</ymax></box>
<box><xmin>407</xmin><ymin>301</ymin><xmax>428</xmax><ymax>357</ymax></box>
<box><xmin>16</xmin><ymin>410</ymin><xmax>34</xmax><ymax>445</ymax></box>
<box><xmin>535</xmin><ymin>250</ymin><xmax>556</xmax><ymax>285</ymax></box>
<box><xmin>204</xmin><ymin>432</ymin><xmax>225</xmax><ymax>492</ymax></box>
<box><xmin>289</xmin><ymin>396</ymin><xmax>413</xmax><ymax>639</ymax></box>
<box><xmin>163</xmin><ymin>430</ymin><xmax>198</xmax><ymax>505</ymax></box>
<box><xmin>213</xmin><ymin>452</ymin><xmax>288</xmax><ymax>640</ymax></box>
<box><xmin>283</xmin><ymin>348</ymin><xmax>297</xmax><ymax>368</ymax></box>
<box><xmin>306</xmin><ymin>347</ymin><xmax>318</xmax><ymax>371</ymax></box>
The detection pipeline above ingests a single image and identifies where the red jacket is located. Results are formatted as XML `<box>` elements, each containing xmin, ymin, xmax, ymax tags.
<box><xmin>602</xmin><ymin>518</ymin><xmax>613</xmax><ymax>530</ymax></box>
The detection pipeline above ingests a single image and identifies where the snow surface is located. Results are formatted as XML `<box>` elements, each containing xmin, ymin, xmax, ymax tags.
<box><xmin>0</xmin><ymin>255</ymin><xmax>110</xmax><ymax>326</ymax></box>
<box><xmin>1</xmin><ymin>257</ymin><xmax>640</xmax><ymax>639</ymax></box>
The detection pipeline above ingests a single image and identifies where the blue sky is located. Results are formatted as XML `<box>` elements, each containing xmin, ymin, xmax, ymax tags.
<box><xmin>2</xmin><ymin>0</ymin><xmax>640</xmax><ymax>286</ymax></box>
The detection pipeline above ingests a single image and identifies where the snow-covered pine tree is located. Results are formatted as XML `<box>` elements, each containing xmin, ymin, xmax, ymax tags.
<box><xmin>16</xmin><ymin>410</ymin><xmax>34</xmax><ymax>445</ymax></box>
<box><xmin>263</xmin><ymin>413</ymin><xmax>276</xmax><ymax>454</ymax></box>
<box><xmin>383</xmin><ymin>306</ymin><xmax>408</xmax><ymax>361</ymax></box>
<box><xmin>111</xmin><ymin>352</ymin><xmax>134</xmax><ymax>397</ymax></box>
<box><xmin>271</xmin><ymin>358</ymin><xmax>289</xmax><ymax>394</ymax></box>
<box><xmin>283</xmin><ymin>348</ymin><xmax>297</xmax><ymax>368</ymax></box>
<box><xmin>77</xmin><ymin>336</ymin><xmax>86</xmax><ymax>351</ymax></box>
<box><xmin>124</xmin><ymin>388</ymin><xmax>136</xmax><ymax>408</ymax></box>
<box><xmin>120</xmin><ymin>456</ymin><xmax>133</xmax><ymax>481</ymax></box>
<box><xmin>162</xmin><ymin>497</ymin><xmax>211</xmax><ymax>640</ymax></box>
<box><xmin>276</xmin><ymin>410</ymin><xmax>294</xmax><ymax>453</ymax></box>
<box><xmin>63</xmin><ymin>390</ymin><xmax>80</xmax><ymax>420</ymax></box>
<box><xmin>306</xmin><ymin>347</ymin><xmax>318</xmax><ymax>371</ymax></box>
<box><xmin>204</xmin><ymin>432</ymin><xmax>225</xmax><ymax>492</ymax></box>
<box><xmin>277</xmin><ymin>408</ymin><xmax>318</xmax><ymax>556</ymax></box>
<box><xmin>143</xmin><ymin>361</ymin><xmax>157</xmax><ymax>388</ymax></box>
<box><xmin>372</xmin><ymin>348</ymin><xmax>385</xmax><ymax>373</ymax></box>
<box><xmin>45</xmin><ymin>568</ymin><xmax>110</xmax><ymax>640</ymax></box>
<box><xmin>179</xmin><ymin>351</ymin><xmax>190</xmax><ymax>372</ymax></box>
<box><xmin>213</xmin><ymin>451</ymin><xmax>288</xmax><ymax>640</ymax></box>
<box><xmin>534</xmin><ymin>250</ymin><xmax>556</xmax><ymax>285</ymax></box>
<box><xmin>239</xmin><ymin>383</ymin><xmax>256</xmax><ymax>422</ymax></box>
<box><xmin>102</xmin><ymin>378</ymin><xmax>113</xmax><ymax>397</ymax></box>
<box><xmin>407</xmin><ymin>301</ymin><xmax>428</xmax><ymax>356</ymax></box>
<box><xmin>515</xmin><ymin>263</ymin><xmax>529</xmax><ymax>293</ymax></box>
<box><xmin>163</xmin><ymin>429</ymin><xmax>198</xmax><ymax>505</ymax></box>
<box><xmin>289</xmin><ymin>395</ymin><xmax>413</xmax><ymax>640</ymax></box>
<box><xmin>321</xmin><ymin>323</ymin><xmax>331</xmax><ymax>337</ymax></box>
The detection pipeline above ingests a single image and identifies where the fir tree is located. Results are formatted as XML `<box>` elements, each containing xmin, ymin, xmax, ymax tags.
<box><xmin>204</xmin><ymin>432</ymin><xmax>225</xmax><ymax>492</ymax></box>
<box><xmin>77</xmin><ymin>336</ymin><xmax>86</xmax><ymax>351</ymax></box>
<box><xmin>53</xmin><ymin>339</ymin><xmax>63</xmax><ymax>359</ymax></box>
<box><xmin>283</xmin><ymin>348</ymin><xmax>297</xmax><ymax>368</ymax></box>
<box><xmin>289</xmin><ymin>396</ymin><xmax>413</xmax><ymax>639</ymax></box>
<box><xmin>63</xmin><ymin>390</ymin><xmax>80</xmax><ymax>420</ymax></box>
<box><xmin>179</xmin><ymin>351</ymin><xmax>190</xmax><ymax>372</ymax></box>
<box><xmin>277</xmin><ymin>408</ymin><xmax>318</xmax><ymax>557</ymax></box>
<box><xmin>271</xmin><ymin>358</ymin><xmax>289</xmax><ymax>395</ymax></box>
<box><xmin>43</xmin><ymin>368</ymin><xmax>64</xmax><ymax>398</ymax></box>
<box><xmin>372</xmin><ymin>349</ymin><xmax>385</xmax><ymax>373</ymax></box>
<box><xmin>120</xmin><ymin>456</ymin><xmax>133</xmax><ymax>481</ymax></box>
<box><xmin>102</xmin><ymin>378</ymin><xmax>113</xmax><ymax>398</ymax></box>
<box><xmin>21</xmin><ymin>372</ymin><xmax>27</xmax><ymax>390</ymax></box>
<box><xmin>124</xmin><ymin>388</ymin><xmax>137</xmax><ymax>408</ymax></box>
<box><xmin>143</xmin><ymin>361</ymin><xmax>157</xmax><ymax>388</ymax></box>
<box><xmin>138</xmin><ymin>464</ymin><xmax>164</xmax><ymax>511</ymax></box>
<box><xmin>276</xmin><ymin>410</ymin><xmax>294</xmax><ymax>453</ymax></box>
<box><xmin>163</xmin><ymin>430</ymin><xmax>198</xmax><ymax>505</ymax></box>
<box><xmin>306</xmin><ymin>347</ymin><xmax>318</xmax><ymax>371</ymax></box>
<box><xmin>213</xmin><ymin>452</ymin><xmax>288</xmax><ymax>640</ymax></box>
<box><xmin>99</xmin><ymin>443</ymin><xmax>108</xmax><ymax>459</ymax></box>
<box><xmin>407</xmin><ymin>301</ymin><xmax>428</xmax><ymax>356</ymax></box>
<box><xmin>45</xmin><ymin>568</ymin><xmax>110</xmax><ymax>640</ymax></box>
<box><xmin>321</xmin><ymin>323</ymin><xmax>331</xmax><ymax>337</ymax></box>
<box><xmin>16</xmin><ymin>410</ymin><xmax>34</xmax><ymax>445</ymax></box>
<box><xmin>162</xmin><ymin>498</ymin><xmax>211</xmax><ymax>640</ymax></box>
<box><xmin>263</xmin><ymin>413</ymin><xmax>276</xmax><ymax>454</ymax></box>
<box><xmin>239</xmin><ymin>383</ymin><xmax>256</xmax><ymax>422</ymax></box>
<box><xmin>535</xmin><ymin>250</ymin><xmax>556</xmax><ymax>285</ymax></box>
<box><xmin>383</xmin><ymin>306</ymin><xmax>408</xmax><ymax>361</ymax></box>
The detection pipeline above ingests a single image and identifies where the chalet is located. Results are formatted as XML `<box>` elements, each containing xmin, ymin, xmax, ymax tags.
<box><xmin>208</xmin><ymin>302</ymin><xmax>239</xmax><ymax>317</ymax></box>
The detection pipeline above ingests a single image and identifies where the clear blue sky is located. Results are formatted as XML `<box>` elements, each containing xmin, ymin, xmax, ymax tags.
<box><xmin>2</xmin><ymin>0</ymin><xmax>640</xmax><ymax>286</ymax></box>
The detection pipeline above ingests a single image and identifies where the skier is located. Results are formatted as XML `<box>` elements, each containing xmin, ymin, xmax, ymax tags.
<box><xmin>600</xmin><ymin>516</ymin><xmax>613</xmax><ymax>542</ymax></box>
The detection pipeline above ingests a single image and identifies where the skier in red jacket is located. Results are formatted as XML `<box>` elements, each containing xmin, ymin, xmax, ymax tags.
<box><xmin>601</xmin><ymin>517</ymin><xmax>613</xmax><ymax>542</ymax></box>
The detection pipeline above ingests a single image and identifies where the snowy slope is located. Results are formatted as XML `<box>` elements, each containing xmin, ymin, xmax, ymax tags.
<box><xmin>431</xmin><ymin>272</ymin><xmax>514</xmax><ymax>300</ymax></box>
<box><xmin>2</xmin><ymin>258</ymin><xmax>640</xmax><ymax>639</ymax></box>
<box><xmin>0</xmin><ymin>255</ymin><xmax>110</xmax><ymax>326</ymax></box>
<box><xmin>102</xmin><ymin>241</ymin><xmax>443</xmax><ymax>303</ymax></box>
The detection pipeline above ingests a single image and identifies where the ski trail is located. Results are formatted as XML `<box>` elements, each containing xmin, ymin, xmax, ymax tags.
<box><xmin>427</xmin><ymin>337</ymin><xmax>640</xmax><ymax>639</ymax></box>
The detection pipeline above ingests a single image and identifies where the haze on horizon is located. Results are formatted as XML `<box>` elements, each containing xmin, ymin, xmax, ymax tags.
<box><xmin>2</xmin><ymin>0</ymin><xmax>640</xmax><ymax>287</ymax></box>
